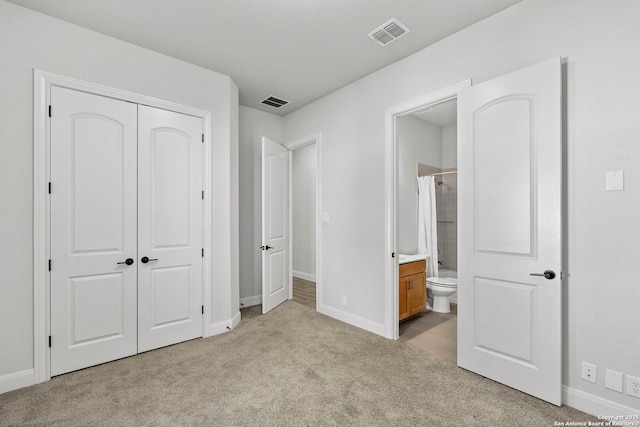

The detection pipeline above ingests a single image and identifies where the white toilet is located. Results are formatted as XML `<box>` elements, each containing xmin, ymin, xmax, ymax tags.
<box><xmin>426</xmin><ymin>277</ymin><xmax>458</xmax><ymax>313</ymax></box>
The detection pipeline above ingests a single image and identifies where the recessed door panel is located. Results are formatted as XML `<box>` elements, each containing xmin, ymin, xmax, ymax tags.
<box><xmin>150</xmin><ymin>266</ymin><xmax>192</xmax><ymax>328</ymax></box>
<box><xmin>475</xmin><ymin>278</ymin><xmax>535</xmax><ymax>364</ymax></box>
<box><xmin>151</xmin><ymin>129</ymin><xmax>191</xmax><ymax>248</ymax></box>
<box><xmin>138</xmin><ymin>105</ymin><xmax>203</xmax><ymax>353</ymax></box>
<box><xmin>268</xmin><ymin>155</ymin><xmax>286</xmax><ymax>240</ymax></box>
<box><xmin>268</xmin><ymin>250</ymin><xmax>286</xmax><ymax>295</ymax></box>
<box><xmin>70</xmin><ymin>273</ymin><xmax>125</xmax><ymax>345</ymax></box>
<box><xmin>475</xmin><ymin>98</ymin><xmax>533</xmax><ymax>255</ymax></box>
<box><xmin>71</xmin><ymin>115</ymin><xmax>126</xmax><ymax>253</ymax></box>
<box><xmin>50</xmin><ymin>86</ymin><xmax>138</xmax><ymax>376</ymax></box>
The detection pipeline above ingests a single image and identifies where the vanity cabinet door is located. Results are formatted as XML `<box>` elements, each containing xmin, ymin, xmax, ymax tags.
<box><xmin>408</xmin><ymin>272</ymin><xmax>426</xmax><ymax>317</ymax></box>
<box><xmin>399</xmin><ymin>277</ymin><xmax>410</xmax><ymax>320</ymax></box>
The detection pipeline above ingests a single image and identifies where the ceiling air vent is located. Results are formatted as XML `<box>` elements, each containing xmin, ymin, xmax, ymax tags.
<box><xmin>261</xmin><ymin>96</ymin><xmax>290</xmax><ymax>109</ymax></box>
<box><xmin>368</xmin><ymin>18</ymin><xmax>410</xmax><ymax>46</ymax></box>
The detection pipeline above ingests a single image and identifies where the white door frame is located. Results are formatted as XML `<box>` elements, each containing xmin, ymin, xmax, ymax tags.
<box><xmin>33</xmin><ymin>69</ymin><xmax>212</xmax><ymax>383</ymax></box>
<box><xmin>283</xmin><ymin>133</ymin><xmax>322</xmax><ymax>311</ymax></box>
<box><xmin>384</xmin><ymin>80</ymin><xmax>471</xmax><ymax>339</ymax></box>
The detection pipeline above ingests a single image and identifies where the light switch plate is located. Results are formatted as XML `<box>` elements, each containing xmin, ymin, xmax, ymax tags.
<box><xmin>606</xmin><ymin>171</ymin><xmax>624</xmax><ymax>191</ymax></box>
<box><xmin>605</xmin><ymin>369</ymin><xmax>623</xmax><ymax>393</ymax></box>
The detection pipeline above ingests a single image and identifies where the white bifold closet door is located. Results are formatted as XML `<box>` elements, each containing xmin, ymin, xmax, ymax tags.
<box><xmin>50</xmin><ymin>87</ymin><xmax>203</xmax><ymax>376</ymax></box>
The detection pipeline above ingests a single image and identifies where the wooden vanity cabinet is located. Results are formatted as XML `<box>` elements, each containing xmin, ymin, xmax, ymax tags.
<box><xmin>399</xmin><ymin>259</ymin><xmax>426</xmax><ymax>321</ymax></box>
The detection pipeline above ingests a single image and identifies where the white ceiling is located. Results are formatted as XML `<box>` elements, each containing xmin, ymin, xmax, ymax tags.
<box><xmin>412</xmin><ymin>98</ymin><xmax>457</xmax><ymax>127</ymax></box>
<box><xmin>7</xmin><ymin>0</ymin><xmax>522</xmax><ymax>115</ymax></box>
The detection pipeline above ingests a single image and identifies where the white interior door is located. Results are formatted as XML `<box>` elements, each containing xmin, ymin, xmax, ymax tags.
<box><xmin>457</xmin><ymin>57</ymin><xmax>562</xmax><ymax>405</ymax></box>
<box><xmin>50</xmin><ymin>86</ymin><xmax>138</xmax><ymax>376</ymax></box>
<box><xmin>137</xmin><ymin>106</ymin><xmax>204</xmax><ymax>352</ymax></box>
<box><xmin>262</xmin><ymin>137</ymin><xmax>290</xmax><ymax>313</ymax></box>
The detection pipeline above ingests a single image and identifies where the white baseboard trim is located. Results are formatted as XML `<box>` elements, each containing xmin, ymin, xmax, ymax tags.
<box><xmin>563</xmin><ymin>385</ymin><xmax>640</xmax><ymax>424</ymax></box>
<box><xmin>292</xmin><ymin>270</ymin><xmax>316</xmax><ymax>282</ymax></box>
<box><xmin>0</xmin><ymin>369</ymin><xmax>35</xmax><ymax>394</ymax></box>
<box><xmin>207</xmin><ymin>311</ymin><xmax>241</xmax><ymax>336</ymax></box>
<box><xmin>230</xmin><ymin>311</ymin><xmax>241</xmax><ymax>329</ymax></box>
<box><xmin>240</xmin><ymin>295</ymin><xmax>261</xmax><ymax>308</ymax></box>
<box><xmin>318</xmin><ymin>303</ymin><xmax>386</xmax><ymax>337</ymax></box>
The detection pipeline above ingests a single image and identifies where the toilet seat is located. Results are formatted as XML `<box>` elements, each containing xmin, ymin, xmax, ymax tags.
<box><xmin>427</xmin><ymin>277</ymin><xmax>457</xmax><ymax>288</ymax></box>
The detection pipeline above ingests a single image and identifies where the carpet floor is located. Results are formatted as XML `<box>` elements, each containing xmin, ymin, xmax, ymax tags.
<box><xmin>0</xmin><ymin>300</ymin><xmax>592</xmax><ymax>426</ymax></box>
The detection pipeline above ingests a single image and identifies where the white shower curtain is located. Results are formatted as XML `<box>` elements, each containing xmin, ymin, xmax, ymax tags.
<box><xmin>417</xmin><ymin>176</ymin><xmax>438</xmax><ymax>278</ymax></box>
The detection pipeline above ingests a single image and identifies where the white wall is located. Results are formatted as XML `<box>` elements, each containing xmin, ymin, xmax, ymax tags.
<box><xmin>292</xmin><ymin>143</ymin><xmax>317</xmax><ymax>279</ymax></box>
<box><xmin>283</xmin><ymin>0</ymin><xmax>640</xmax><ymax>412</ymax></box>
<box><xmin>396</xmin><ymin>115</ymin><xmax>442</xmax><ymax>255</ymax></box>
<box><xmin>238</xmin><ymin>106</ymin><xmax>284</xmax><ymax>305</ymax></box>
<box><xmin>442</xmin><ymin>125</ymin><xmax>457</xmax><ymax>169</ymax></box>
<box><xmin>0</xmin><ymin>0</ymin><xmax>238</xmax><ymax>391</ymax></box>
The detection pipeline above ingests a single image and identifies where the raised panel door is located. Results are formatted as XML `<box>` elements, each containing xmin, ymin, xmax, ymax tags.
<box><xmin>50</xmin><ymin>86</ymin><xmax>138</xmax><ymax>376</ymax></box>
<box><xmin>137</xmin><ymin>105</ymin><xmax>203</xmax><ymax>353</ymax></box>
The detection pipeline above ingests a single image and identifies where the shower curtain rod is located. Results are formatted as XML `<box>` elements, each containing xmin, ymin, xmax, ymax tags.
<box><xmin>427</xmin><ymin>170</ymin><xmax>458</xmax><ymax>177</ymax></box>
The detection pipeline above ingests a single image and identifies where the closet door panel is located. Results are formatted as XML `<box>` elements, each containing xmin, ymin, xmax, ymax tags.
<box><xmin>137</xmin><ymin>106</ymin><xmax>203</xmax><ymax>352</ymax></box>
<box><xmin>50</xmin><ymin>86</ymin><xmax>138</xmax><ymax>376</ymax></box>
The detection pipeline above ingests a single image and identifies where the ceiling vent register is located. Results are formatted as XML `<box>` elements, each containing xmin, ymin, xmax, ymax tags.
<box><xmin>368</xmin><ymin>18</ymin><xmax>410</xmax><ymax>46</ymax></box>
<box><xmin>261</xmin><ymin>96</ymin><xmax>290</xmax><ymax>108</ymax></box>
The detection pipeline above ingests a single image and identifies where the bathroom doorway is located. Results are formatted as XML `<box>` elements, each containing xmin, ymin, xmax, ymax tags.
<box><xmin>395</xmin><ymin>97</ymin><xmax>459</xmax><ymax>363</ymax></box>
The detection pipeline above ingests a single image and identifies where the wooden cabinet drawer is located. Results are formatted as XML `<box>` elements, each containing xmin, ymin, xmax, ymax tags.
<box><xmin>399</xmin><ymin>259</ymin><xmax>426</xmax><ymax>278</ymax></box>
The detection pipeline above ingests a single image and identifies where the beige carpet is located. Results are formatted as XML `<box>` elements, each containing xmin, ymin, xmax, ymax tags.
<box><xmin>0</xmin><ymin>300</ymin><xmax>592</xmax><ymax>426</ymax></box>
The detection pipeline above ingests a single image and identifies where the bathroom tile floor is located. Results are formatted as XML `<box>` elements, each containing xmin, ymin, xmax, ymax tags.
<box><xmin>399</xmin><ymin>304</ymin><xmax>457</xmax><ymax>363</ymax></box>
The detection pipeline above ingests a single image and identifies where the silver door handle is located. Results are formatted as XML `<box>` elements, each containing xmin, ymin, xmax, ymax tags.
<box><xmin>530</xmin><ymin>270</ymin><xmax>556</xmax><ymax>280</ymax></box>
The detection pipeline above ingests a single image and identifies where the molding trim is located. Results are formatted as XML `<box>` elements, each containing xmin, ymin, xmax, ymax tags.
<box><xmin>384</xmin><ymin>79</ymin><xmax>472</xmax><ymax>340</ymax></box>
<box><xmin>207</xmin><ymin>312</ymin><xmax>241</xmax><ymax>336</ymax></box>
<box><xmin>563</xmin><ymin>386</ymin><xmax>640</xmax><ymax>423</ymax></box>
<box><xmin>283</xmin><ymin>132</ymin><xmax>321</xmax><ymax>150</ymax></box>
<box><xmin>33</xmin><ymin>69</ymin><xmax>213</xmax><ymax>384</ymax></box>
<box><xmin>292</xmin><ymin>270</ymin><xmax>316</xmax><ymax>282</ymax></box>
<box><xmin>318</xmin><ymin>303</ymin><xmax>386</xmax><ymax>337</ymax></box>
<box><xmin>231</xmin><ymin>311</ymin><xmax>241</xmax><ymax>329</ymax></box>
<box><xmin>0</xmin><ymin>369</ymin><xmax>35</xmax><ymax>394</ymax></box>
<box><xmin>240</xmin><ymin>295</ymin><xmax>262</xmax><ymax>308</ymax></box>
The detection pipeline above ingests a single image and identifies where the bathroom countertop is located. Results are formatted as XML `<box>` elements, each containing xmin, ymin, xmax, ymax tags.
<box><xmin>398</xmin><ymin>253</ymin><xmax>429</xmax><ymax>265</ymax></box>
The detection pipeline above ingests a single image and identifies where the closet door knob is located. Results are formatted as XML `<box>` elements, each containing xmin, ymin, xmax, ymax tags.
<box><xmin>117</xmin><ymin>258</ymin><xmax>134</xmax><ymax>265</ymax></box>
<box><xmin>141</xmin><ymin>256</ymin><xmax>158</xmax><ymax>264</ymax></box>
<box><xmin>530</xmin><ymin>270</ymin><xmax>556</xmax><ymax>280</ymax></box>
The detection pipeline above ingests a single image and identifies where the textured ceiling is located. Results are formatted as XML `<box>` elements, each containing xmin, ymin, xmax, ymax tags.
<box><xmin>7</xmin><ymin>0</ymin><xmax>522</xmax><ymax>115</ymax></box>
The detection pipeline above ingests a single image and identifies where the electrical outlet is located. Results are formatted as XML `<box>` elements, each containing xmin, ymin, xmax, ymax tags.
<box><xmin>627</xmin><ymin>375</ymin><xmax>640</xmax><ymax>398</ymax></box>
<box><xmin>341</xmin><ymin>296</ymin><xmax>347</xmax><ymax>306</ymax></box>
<box><xmin>582</xmin><ymin>362</ymin><xmax>597</xmax><ymax>384</ymax></box>
<box><xmin>605</xmin><ymin>369</ymin><xmax>623</xmax><ymax>393</ymax></box>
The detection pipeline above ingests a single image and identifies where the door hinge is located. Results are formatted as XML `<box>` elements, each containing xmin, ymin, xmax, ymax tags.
<box><xmin>48</xmin><ymin>182</ymin><xmax>52</xmax><ymax>194</ymax></box>
<box><xmin>48</xmin><ymin>105</ymin><xmax>52</xmax><ymax>118</ymax></box>
<box><xmin>392</xmin><ymin>252</ymin><xmax>395</xmax><ymax>258</ymax></box>
<box><xmin>202</xmin><ymin>133</ymin><xmax>204</xmax><ymax>143</ymax></box>
<box><xmin>201</xmin><ymin>248</ymin><xmax>204</xmax><ymax>258</ymax></box>
<box><xmin>201</xmin><ymin>305</ymin><xmax>204</xmax><ymax>315</ymax></box>
<box><xmin>48</xmin><ymin>259</ymin><xmax>51</xmax><ymax>271</ymax></box>
<box><xmin>48</xmin><ymin>336</ymin><xmax>51</xmax><ymax>348</ymax></box>
<box><xmin>202</xmin><ymin>190</ymin><xmax>204</xmax><ymax>200</ymax></box>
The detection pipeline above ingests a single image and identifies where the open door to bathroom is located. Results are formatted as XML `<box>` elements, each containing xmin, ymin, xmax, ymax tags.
<box><xmin>457</xmin><ymin>58</ymin><xmax>563</xmax><ymax>405</ymax></box>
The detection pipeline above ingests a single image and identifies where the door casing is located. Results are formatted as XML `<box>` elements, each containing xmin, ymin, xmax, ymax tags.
<box><xmin>33</xmin><ymin>69</ymin><xmax>212</xmax><ymax>383</ymax></box>
<box><xmin>384</xmin><ymin>80</ymin><xmax>471</xmax><ymax>340</ymax></box>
